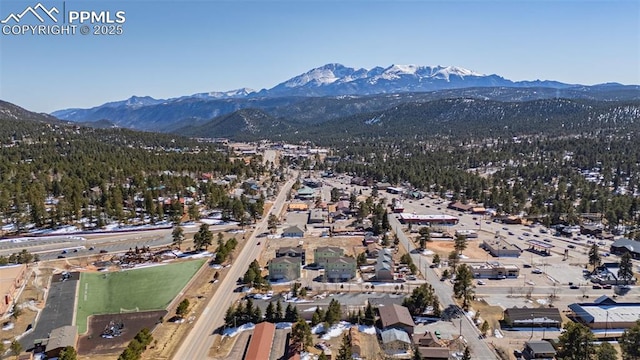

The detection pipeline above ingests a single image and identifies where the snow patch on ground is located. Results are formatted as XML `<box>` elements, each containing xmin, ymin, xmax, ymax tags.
<box><xmin>358</xmin><ymin>325</ymin><xmax>376</xmax><ymax>334</ymax></box>
<box><xmin>222</xmin><ymin>322</ymin><xmax>255</xmax><ymax>337</ymax></box>
<box><xmin>321</xmin><ymin>321</ymin><xmax>352</xmax><ymax>340</ymax></box>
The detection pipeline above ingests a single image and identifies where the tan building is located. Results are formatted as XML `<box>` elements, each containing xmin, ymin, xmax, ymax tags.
<box><xmin>288</xmin><ymin>202</ymin><xmax>309</xmax><ymax>211</ymax></box>
<box><xmin>481</xmin><ymin>238</ymin><xmax>522</xmax><ymax>257</ymax></box>
<box><xmin>44</xmin><ymin>325</ymin><xmax>77</xmax><ymax>359</ymax></box>
<box><xmin>0</xmin><ymin>264</ymin><xmax>28</xmax><ymax>316</ymax></box>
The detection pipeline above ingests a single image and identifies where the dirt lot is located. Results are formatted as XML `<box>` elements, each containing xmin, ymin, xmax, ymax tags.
<box><xmin>78</xmin><ymin>310</ymin><xmax>167</xmax><ymax>355</ymax></box>
<box><xmin>2</xmin><ymin>266</ymin><xmax>51</xmax><ymax>344</ymax></box>
<box><xmin>423</xmin><ymin>238</ymin><xmax>490</xmax><ymax>261</ymax></box>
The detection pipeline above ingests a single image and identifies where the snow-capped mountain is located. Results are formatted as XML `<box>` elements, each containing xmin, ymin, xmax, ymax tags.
<box><xmin>52</xmin><ymin>62</ymin><xmax>630</xmax><ymax>130</ymax></box>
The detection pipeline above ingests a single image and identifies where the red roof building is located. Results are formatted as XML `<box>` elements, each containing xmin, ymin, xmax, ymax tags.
<box><xmin>244</xmin><ymin>322</ymin><xmax>276</xmax><ymax>360</ymax></box>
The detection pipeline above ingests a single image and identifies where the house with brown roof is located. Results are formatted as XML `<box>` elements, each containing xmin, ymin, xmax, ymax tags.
<box><xmin>378</xmin><ymin>303</ymin><xmax>415</xmax><ymax>334</ymax></box>
<box><xmin>245</xmin><ymin>322</ymin><xmax>276</xmax><ymax>360</ymax></box>
<box><xmin>413</xmin><ymin>332</ymin><xmax>449</xmax><ymax>360</ymax></box>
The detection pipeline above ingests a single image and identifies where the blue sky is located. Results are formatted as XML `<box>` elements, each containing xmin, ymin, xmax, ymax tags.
<box><xmin>1</xmin><ymin>0</ymin><xmax>639</xmax><ymax>113</ymax></box>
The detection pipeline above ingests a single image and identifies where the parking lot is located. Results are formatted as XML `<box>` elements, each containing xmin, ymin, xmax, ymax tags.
<box><xmin>20</xmin><ymin>272</ymin><xmax>79</xmax><ymax>350</ymax></box>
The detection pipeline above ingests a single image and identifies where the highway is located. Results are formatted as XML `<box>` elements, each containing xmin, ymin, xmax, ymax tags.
<box><xmin>172</xmin><ymin>176</ymin><xmax>296</xmax><ymax>360</ymax></box>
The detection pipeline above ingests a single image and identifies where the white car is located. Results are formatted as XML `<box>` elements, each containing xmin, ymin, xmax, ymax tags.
<box><xmin>477</xmin><ymin>280</ymin><xmax>486</xmax><ymax>285</ymax></box>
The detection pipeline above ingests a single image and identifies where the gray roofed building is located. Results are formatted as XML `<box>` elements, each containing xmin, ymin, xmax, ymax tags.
<box><xmin>375</xmin><ymin>248</ymin><xmax>394</xmax><ymax>281</ymax></box>
<box><xmin>503</xmin><ymin>307</ymin><xmax>562</xmax><ymax>328</ymax></box>
<box><xmin>282</xmin><ymin>225</ymin><xmax>305</xmax><ymax>238</ymax></box>
<box><xmin>44</xmin><ymin>325</ymin><xmax>77</xmax><ymax>359</ymax></box>
<box><xmin>275</xmin><ymin>247</ymin><xmax>306</xmax><ymax>265</ymax></box>
<box><xmin>568</xmin><ymin>295</ymin><xmax>640</xmax><ymax>335</ymax></box>
<box><xmin>380</xmin><ymin>328</ymin><xmax>412</xmax><ymax>355</ymax></box>
<box><xmin>523</xmin><ymin>340</ymin><xmax>556</xmax><ymax>359</ymax></box>
<box><xmin>308</xmin><ymin>209</ymin><xmax>327</xmax><ymax>224</ymax></box>
<box><xmin>268</xmin><ymin>256</ymin><xmax>302</xmax><ymax>281</ymax></box>
<box><xmin>378</xmin><ymin>303</ymin><xmax>415</xmax><ymax>334</ymax></box>
<box><xmin>610</xmin><ymin>238</ymin><xmax>640</xmax><ymax>259</ymax></box>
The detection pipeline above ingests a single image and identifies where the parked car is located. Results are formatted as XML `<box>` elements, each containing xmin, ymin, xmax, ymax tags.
<box><xmin>592</xmin><ymin>285</ymin><xmax>602</xmax><ymax>289</ymax></box>
<box><xmin>531</xmin><ymin>268</ymin><xmax>543</xmax><ymax>274</ymax></box>
<box><xmin>99</xmin><ymin>249</ymin><xmax>108</xmax><ymax>253</ymax></box>
<box><xmin>602</xmin><ymin>284</ymin><xmax>612</xmax><ymax>289</ymax></box>
<box><xmin>568</xmin><ymin>244</ymin><xmax>576</xmax><ymax>249</ymax></box>
<box><xmin>57</xmin><ymin>255</ymin><xmax>66</xmax><ymax>259</ymax></box>
<box><xmin>570</xmin><ymin>285</ymin><xmax>580</xmax><ymax>289</ymax></box>
<box><xmin>256</xmin><ymin>241</ymin><xmax>261</xmax><ymax>245</ymax></box>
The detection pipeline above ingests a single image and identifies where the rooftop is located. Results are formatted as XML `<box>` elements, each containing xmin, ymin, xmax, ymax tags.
<box><xmin>245</xmin><ymin>322</ymin><xmax>275</xmax><ymax>360</ymax></box>
<box><xmin>379</xmin><ymin>304</ymin><xmax>415</xmax><ymax>329</ymax></box>
<box><xmin>45</xmin><ymin>325</ymin><xmax>77</xmax><ymax>352</ymax></box>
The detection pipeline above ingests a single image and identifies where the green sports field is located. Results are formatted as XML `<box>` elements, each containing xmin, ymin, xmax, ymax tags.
<box><xmin>75</xmin><ymin>259</ymin><xmax>205</xmax><ymax>333</ymax></box>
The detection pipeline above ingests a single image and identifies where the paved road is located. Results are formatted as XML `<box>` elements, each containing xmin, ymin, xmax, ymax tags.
<box><xmin>172</xmin><ymin>176</ymin><xmax>296</xmax><ymax>360</ymax></box>
<box><xmin>388</xmin><ymin>212</ymin><xmax>499</xmax><ymax>360</ymax></box>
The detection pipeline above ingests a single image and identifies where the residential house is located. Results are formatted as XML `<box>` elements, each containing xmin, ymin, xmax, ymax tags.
<box><xmin>380</xmin><ymin>328</ymin><xmax>412</xmax><ymax>355</ymax></box>
<box><xmin>366</xmin><ymin>243</ymin><xmax>381</xmax><ymax>258</ymax></box>
<box><xmin>324</xmin><ymin>257</ymin><xmax>357</xmax><ymax>282</ymax></box>
<box><xmin>296</xmin><ymin>187</ymin><xmax>315</xmax><ymax>200</ymax></box>
<box><xmin>314</xmin><ymin>246</ymin><xmax>344</xmax><ymax>264</ymax></box>
<box><xmin>269</xmin><ymin>257</ymin><xmax>302</xmax><ymax>282</ymax></box>
<box><xmin>275</xmin><ymin>247</ymin><xmax>306</xmax><ymax>265</ymax></box>
<box><xmin>336</xmin><ymin>200</ymin><xmax>351</xmax><ymax>213</ymax></box>
<box><xmin>363</xmin><ymin>232</ymin><xmax>379</xmax><ymax>245</ymax></box>
<box><xmin>375</xmin><ymin>248</ymin><xmax>394</xmax><ymax>282</ymax></box>
<box><xmin>378</xmin><ymin>304</ymin><xmax>415</xmax><ymax>334</ymax></box>
<box><xmin>308</xmin><ymin>209</ymin><xmax>327</xmax><ymax>224</ymax></box>
<box><xmin>413</xmin><ymin>332</ymin><xmax>449</xmax><ymax>360</ymax></box>
<box><xmin>522</xmin><ymin>340</ymin><xmax>556</xmax><ymax>360</ymax></box>
<box><xmin>282</xmin><ymin>225</ymin><xmax>305</xmax><ymax>238</ymax></box>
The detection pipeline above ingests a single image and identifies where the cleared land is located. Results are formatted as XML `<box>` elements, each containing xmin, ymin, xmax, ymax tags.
<box><xmin>76</xmin><ymin>259</ymin><xmax>205</xmax><ymax>333</ymax></box>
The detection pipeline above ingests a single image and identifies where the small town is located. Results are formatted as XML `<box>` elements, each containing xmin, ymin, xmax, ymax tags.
<box><xmin>0</xmin><ymin>142</ymin><xmax>636</xmax><ymax>360</ymax></box>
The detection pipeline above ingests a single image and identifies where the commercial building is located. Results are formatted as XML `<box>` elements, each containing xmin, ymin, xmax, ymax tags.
<box><xmin>397</xmin><ymin>213</ymin><xmax>458</xmax><ymax>226</ymax></box>
<box><xmin>610</xmin><ymin>238</ymin><xmax>640</xmax><ymax>259</ymax></box>
<box><xmin>469</xmin><ymin>262</ymin><xmax>520</xmax><ymax>279</ymax></box>
<box><xmin>268</xmin><ymin>256</ymin><xmax>302</xmax><ymax>282</ymax></box>
<box><xmin>287</xmin><ymin>202</ymin><xmax>309</xmax><ymax>211</ymax></box>
<box><xmin>503</xmin><ymin>307</ymin><xmax>562</xmax><ymax>328</ymax></box>
<box><xmin>568</xmin><ymin>295</ymin><xmax>640</xmax><ymax>336</ymax></box>
<box><xmin>522</xmin><ymin>340</ymin><xmax>557</xmax><ymax>360</ymax></box>
<box><xmin>591</xmin><ymin>263</ymin><xmax>637</xmax><ymax>285</ymax></box>
<box><xmin>44</xmin><ymin>325</ymin><xmax>77</xmax><ymax>359</ymax></box>
<box><xmin>308</xmin><ymin>209</ymin><xmax>327</xmax><ymax>224</ymax></box>
<box><xmin>455</xmin><ymin>229</ymin><xmax>478</xmax><ymax>239</ymax></box>
<box><xmin>0</xmin><ymin>264</ymin><xmax>28</xmax><ymax>316</ymax></box>
<box><xmin>244</xmin><ymin>322</ymin><xmax>276</xmax><ymax>360</ymax></box>
<box><xmin>481</xmin><ymin>238</ymin><xmax>522</xmax><ymax>257</ymax></box>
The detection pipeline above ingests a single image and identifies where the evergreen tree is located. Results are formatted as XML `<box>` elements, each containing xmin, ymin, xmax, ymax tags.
<box><xmin>290</xmin><ymin>318</ymin><xmax>312</xmax><ymax>353</ymax></box>
<box><xmin>588</xmin><ymin>244</ymin><xmax>601</xmax><ymax>269</ymax></box>
<box><xmin>336</xmin><ymin>334</ymin><xmax>353</xmax><ymax>360</ymax></box>
<box><xmin>265</xmin><ymin>301</ymin><xmax>276</xmax><ymax>323</ymax></box>
<box><xmin>618</xmin><ymin>252</ymin><xmax>634</xmax><ymax>284</ymax></box>
<box><xmin>596</xmin><ymin>342</ymin><xmax>618</xmax><ymax>360</ymax></box>
<box><xmin>453</xmin><ymin>264</ymin><xmax>475</xmax><ymax>310</ymax></box>
<box><xmin>620</xmin><ymin>320</ymin><xmax>640</xmax><ymax>360</ymax></box>
<box><xmin>557</xmin><ymin>322</ymin><xmax>595</xmax><ymax>360</ymax></box>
